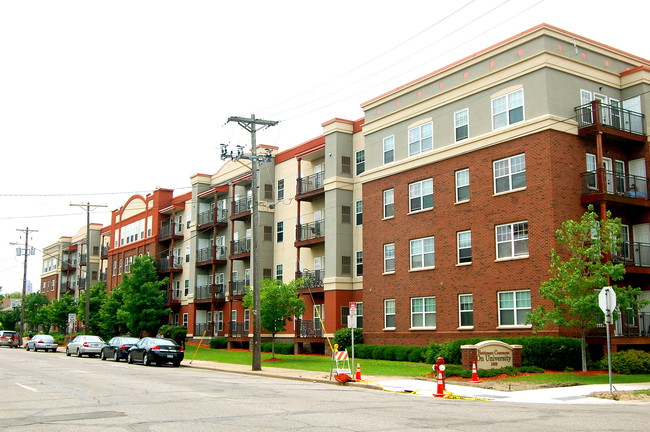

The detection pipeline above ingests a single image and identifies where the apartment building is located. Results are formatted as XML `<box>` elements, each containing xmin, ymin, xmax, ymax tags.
<box><xmin>358</xmin><ymin>24</ymin><xmax>650</xmax><ymax>355</ymax></box>
<box><xmin>40</xmin><ymin>224</ymin><xmax>103</xmax><ymax>304</ymax></box>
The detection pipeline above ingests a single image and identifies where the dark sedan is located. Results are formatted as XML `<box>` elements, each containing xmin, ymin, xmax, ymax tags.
<box><xmin>100</xmin><ymin>336</ymin><xmax>140</xmax><ymax>362</ymax></box>
<box><xmin>127</xmin><ymin>337</ymin><xmax>184</xmax><ymax>367</ymax></box>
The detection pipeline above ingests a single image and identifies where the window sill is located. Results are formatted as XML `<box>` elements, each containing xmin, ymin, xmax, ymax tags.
<box><xmin>409</xmin><ymin>327</ymin><xmax>436</xmax><ymax>331</ymax></box>
<box><xmin>409</xmin><ymin>266</ymin><xmax>435</xmax><ymax>272</ymax></box>
<box><xmin>383</xmin><ymin>327</ymin><xmax>396</xmax><ymax>331</ymax></box>
<box><xmin>455</xmin><ymin>199</ymin><xmax>470</xmax><ymax>205</ymax></box>
<box><xmin>494</xmin><ymin>255</ymin><xmax>529</xmax><ymax>262</ymax></box>
<box><xmin>457</xmin><ymin>326</ymin><xmax>474</xmax><ymax>330</ymax></box>
<box><xmin>493</xmin><ymin>187</ymin><xmax>526</xmax><ymax>197</ymax></box>
<box><xmin>407</xmin><ymin>207</ymin><xmax>434</xmax><ymax>216</ymax></box>
<box><xmin>497</xmin><ymin>325</ymin><xmax>532</xmax><ymax>329</ymax></box>
<box><xmin>383</xmin><ymin>216</ymin><xmax>395</xmax><ymax>221</ymax></box>
<box><xmin>455</xmin><ymin>262</ymin><xmax>472</xmax><ymax>267</ymax></box>
<box><xmin>383</xmin><ymin>271</ymin><xmax>395</xmax><ymax>276</ymax></box>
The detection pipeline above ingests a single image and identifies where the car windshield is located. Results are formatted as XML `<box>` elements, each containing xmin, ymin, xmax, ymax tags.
<box><xmin>149</xmin><ymin>338</ymin><xmax>178</xmax><ymax>346</ymax></box>
<box><xmin>36</xmin><ymin>336</ymin><xmax>55</xmax><ymax>342</ymax></box>
<box><xmin>85</xmin><ymin>336</ymin><xmax>104</xmax><ymax>342</ymax></box>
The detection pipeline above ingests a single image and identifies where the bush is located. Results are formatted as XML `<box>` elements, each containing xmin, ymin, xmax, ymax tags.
<box><xmin>610</xmin><ymin>349</ymin><xmax>650</xmax><ymax>374</ymax></box>
<box><xmin>158</xmin><ymin>325</ymin><xmax>188</xmax><ymax>346</ymax></box>
<box><xmin>333</xmin><ymin>328</ymin><xmax>362</xmax><ymax>350</ymax></box>
<box><xmin>261</xmin><ymin>341</ymin><xmax>294</xmax><ymax>355</ymax></box>
<box><xmin>209</xmin><ymin>337</ymin><xmax>228</xmax><ymax>349</ymax></box>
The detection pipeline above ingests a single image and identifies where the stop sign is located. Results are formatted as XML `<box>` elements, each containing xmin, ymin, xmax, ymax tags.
<box><xmin>598</xmin><ymin>286</ymin><xmax>617</xmax><ymax>323</ymax></box>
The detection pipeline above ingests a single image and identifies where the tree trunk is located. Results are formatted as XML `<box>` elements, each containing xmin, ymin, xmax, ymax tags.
<box><xmin>580</xmin><ymin>329</ymin><xmax>588</xmax><ymax>372</ymax></box>
<box><xmin>271</xmin><ymin>333</ymin><xmax>276</xmax><ymax>359</ymax></box>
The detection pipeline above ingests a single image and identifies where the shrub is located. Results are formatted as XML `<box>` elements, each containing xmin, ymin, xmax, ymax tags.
<box><xmin>333</xmin><ymin>328</ymin><xmax>362</xmax><ymax>350</ymax></box>
<box><xmin>610</xmin><ymin>349</ymin><xmax>650</xmax><ymax>374</ymax></box>
<box><xmin>209</xmin><ymin>337</ymin><xmax>228</xmax><ymax>349</ymax></box>
<box><xmin>261</xmin><ymin>342</ymin><xmax>294</xmax><ymax>355</ymax></box>
<box><xmin>423</xmin><ymin>341</ymin><xmax>442</xmax><ymax>364</ymax></box>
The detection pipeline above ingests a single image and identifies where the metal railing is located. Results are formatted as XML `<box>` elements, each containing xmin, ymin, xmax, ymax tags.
<box><xmin>229</xmin><ymin>321</ymin><xmax>248</xmax><ymax>338</ymax></box>
<box><xmin>575</xmin><ymin>101</ymin><xmax>645</xmax><ymax>135</ymax></box>
<box><xmin>233</xmin><ymin>197</ymin><xmax>252</xmax><ymax>215</ymax></box>
<box><xmin>296</xmin><ymin>270</ymin><xmax>324</xmax><ymax>288</ymax></box>
<box><xmin>231</xmin><ymin>238</ymin><xmax>251</xmax><ymax>255</ymax></box>
<box><xmin>159</xmin><ymin>222</ymin><xmax>182</xmax><ymax>238</ymax></box>
<box><xmin>230</xmin><ymin>280</ymin><xmax>250</xmax><ymax>296</ymax></box>
<box><xmin>158</xmin><ymin>256</ymin><xmax>182</xmax><ymax>271</ymax></box>
<box><xmin>613</xmin><ymin>241</ymin><xmax>650</xmax><ymax>267</ymax></box>
<box><xmin>195</xmin><ymin>284</ymin><xmax>212</xmax><ymax>300</ymax></box>
<box><xmin>297</xmin><ymin>172</ymin><xmax>325</xmax><ymax>195</ymax></box>
<box><xmin>296</xmin><ymin>220</ymin><xmax>325</xmax><ymax>241</ymax></box>
<box><xmin>196</xmin><ymin>246</ymin><xmax>227</xmax><ymax>262</ymax></box>
<box><xmin>296</xmin><ymin>319</ymin><xmax>324</xmax><ymax>338</ymax></box>
<box><xmin>581</xmin><ymin>168</ymin><xmax>649</xmax><ymax>199</ymax></box>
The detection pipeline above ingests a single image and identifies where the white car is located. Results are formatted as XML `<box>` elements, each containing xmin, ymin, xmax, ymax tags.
<box><xmin>25</xmin><ymin>334</ymin><xmax>58</xmax><ymax>352</ymax></box>
<box><xmin>66</xmin><ymin>335</ymin><xmax>105</xmax><ymax>357</ymax></box>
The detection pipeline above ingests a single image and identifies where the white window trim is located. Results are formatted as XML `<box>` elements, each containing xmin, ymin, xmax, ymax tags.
<box><xmin>497</xmin><ymin>289</ymin><xmax>532</xmax><ymax>327</ymax></box>
<box><xmin>383</xmin><ymin>188</ymin><xmax>394</xmax><ymax>219</ymax></box>
<box><xmin>455</xmin><ymin>168</ymin><xmax>470</xmax><ymax>203</ymax></box>
<box><xmin>491</xmin><ymin>88</ymin><xmax>524</xmax><ymax>130</ymax></box>
<box><xmin>458</xmin><ymin>293</ymin><xmax>474</xmax><ymax>329</ymax></box>
<box><xmin>408</xmin><ymin>122</ymin><xmax>433</xmax><ymax>157</ymax></box>
<box><xmin>454</xmin><ymin>108</ymin><xmax>469</xmax><ymax>142</ymax></box>
<box><xmin>495</xmin><ymin>221</ymin><xmax>529</xmax><ymax>261</ymax></box>
<box><xmin>409</xmin><ymin>236</ymin><xmax>435</xmax><ymax>270</ymax></box>
<box><xmin>493</xmin><ymin>153</ymin><xmax>526</xmax><ymax>195</ymax></box>
<box><xmin>383</xmin><ymin>243</ymin><xmax>395</xmax><ymax>274</ymax></box>
<box><xmin>408</xmin><ymin>178</ymin><xmax>434</xmax><ymax>213</ymax></box>
<box><xmin>355</xmin><ymin>150</ymin><xmax>365</xmax><ymax>175</ymax></box>
<box><xmin>384</xmin><ymin>298</ymin><xmax>396</xmax><ymax>330</ymax></box>
<box><xmin>410</xmin><ymin>296</ymin><xmax>436</xmax><ymax>329</ymax></box>
<box><xmin>457</xmin><ymin>230</ymin><xmax>472</xmax><ymax>265</ymax></box>
<box><xmin>383</xmin><ymin>135</ymin><xmax>395</xmax><ymax>165</ymax></box>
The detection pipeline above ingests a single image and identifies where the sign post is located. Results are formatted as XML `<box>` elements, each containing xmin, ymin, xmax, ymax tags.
<box><xmin>348</xmin><ymin>302</ymin><xmax>357</xmax><ymax>372</ymax></box>
<box><xmin>598</xmin><ymin>286</ymin><xmax>617</xmax><ymax>395</ymax></box>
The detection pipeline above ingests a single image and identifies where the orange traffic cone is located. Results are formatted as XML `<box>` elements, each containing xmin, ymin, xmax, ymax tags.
<box><xmin>355</xmin><ymin>362</ymin><xmax>362</xmax><ymax>380</ymax></box>
<box><xmin>434</xmin><ymin>365</ymin><xmax>446</xmax><ymax>397</ymax></box>
<box><xmin>470</xmin><ymin>361</ymin><xmax>481</xmax><ymax>383</ymax></box>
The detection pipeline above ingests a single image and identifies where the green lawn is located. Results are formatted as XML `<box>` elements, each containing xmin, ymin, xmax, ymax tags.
<box><xmin>185</xmin><ymin>344</ymin><xmax>650</xmax><ymax>385</ymax></box>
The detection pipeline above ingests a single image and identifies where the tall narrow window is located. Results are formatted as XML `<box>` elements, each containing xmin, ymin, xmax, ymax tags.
<box><xmin>355</xmin><ymin>150</ymin><xmax>365</xmax><ymax>175</ymax></box>
<box><xmin>276</xmin><ymin>264</ymin><xmax>283</xmax><ymax>281</ymax></box>
<box><xmin>457</xmin><ymin>230</ymin><xmax>472</xmax><ymax>264</ymax></box>
<box><xmin>494</xmin><ymin>154</ymin><xmax>526</xmax><ymax>193</ymax></box>
<box><xmin>384</xmin><ymin>299</ymin><xmax>396</xmax><ymax>328</ymax></box>
<box><xmin>454</xmin><ymin>108</ymin><xmax>469</xmax><ymax>141</ymax></box>
<box><xmin>342</xmin><ymin>206</ymin><xmax>351</xmax><ymax>224</ymax></box>
<box><xmin>383</xmin><ymin>136</ymin><xmax>395</xmax><ymax>164</ymax></box>
<box><xmin>492</xmin><ymin>88</ymin><xmax>524</xmax><ymax>129</ymax></box>
<box><xmin>277</xmin><ymin>178</ymin><xmax>285</xmax><ymax>201</ymax></box>
<box><xmin>408</xmin><ymin>122</ymin><xmax>433</xmax><ymax>156</ymax></box>
<box><xmin>355</xmin><ymin>200</ymin><xmax>363</xmax><ymax>226</ymax></box>
<box><xmin>341</xmin><ymin>156</ymin><xmax>351</xmax><ymax>174</ymax></box>
<box><xmin>409</xmin><ymin>179</ymin><xmax>434</xmax><ymax>212</ymax></box>
<box><xmin>355</xmin><ymin>251</ymin><xmax>363</xmax><ymax>277</ymax></box>
<box><xmin>455</xmin><ymin>168</ymin><xmax>470</xmax><ymax>202</ymax></box>
<box><xmin>459</xmin><ymin>294</ymin><xmax>474</xmax><ymax>327</ymax></box>
<box><xmin>384</xmin><ymin>243</ymin><xmax>395</xmax><ymax>273</ymax></box>
<box><xmin>383</xmin><ymin>189</ymin><xmax>394</xmax><ymax>218</ymax></box>
<box><xmin>341</xmin><ymin>256</ymin><xmax>351</xmax><ymax>275</ymax></box>
<box><xmin>276</xmin><ymin>221</ymin><xmax>284</xmax><ymax>243</ymax></box>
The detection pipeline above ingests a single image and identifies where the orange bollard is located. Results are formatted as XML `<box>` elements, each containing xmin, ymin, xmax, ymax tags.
<box><xmin>470</xmin><ymin>360</ymin><xmax>481</xmax><ymax>383</ymax></box>
<box><xmin>355</xmin><ymin>362</ymin><xmax>362</xmax><ymax>380</ymax></box>
<box><xmin>434</xmin><ymin>364</ymin><xmax>446</xmax><ymax>397</ymax></box>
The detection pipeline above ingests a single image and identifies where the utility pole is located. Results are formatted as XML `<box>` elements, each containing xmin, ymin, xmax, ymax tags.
<box><xmin>13</xmin><ymin>227</ymin><xmax>37</xmax><ymax>337</ymax></box>
<box><xmin>222</xmin><ymin>114</ymin><xmax>278</xmax><ymax>371</ymax></box>
<box><xmin>70</xmin><ymin>202</ymin><xmax>107</xmax><ymax>334</ymax></box>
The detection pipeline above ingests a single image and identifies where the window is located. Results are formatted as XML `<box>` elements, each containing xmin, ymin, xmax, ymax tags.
<box><xmin>341</xmin><ymin>302</ymin><xmax>363</xmax><ymax>328</ymax></box>
<box><xmin>383</xmin><ymin>136</ymin><xmax>395</xmax><ymax>164</ymax></box>
<box><xmin>411</xmin><ymin>296</ymin><xmax>436</xmax><ymax>328</ymax></box>
<box><xmin>341</xmin><ymin>206</ymin><xmax>351</xmax><ymax>224</ymax></box>
<box><xmin>383</xmin><ymin>189</ymin><xmax>394</xmax><ymax>218</ymax></box>
<box><xmin>355</xmin><ymin>251</ymin><xmax>363</xmax><ymax>277</ymax></box>
<box><xmin>384</xmin><ymin>299</ymin><xmax>396</xmax><ymax>328</ymax></box>
<box><xmin>277</xmin><ymin>179</ymin><xmax>284</xmax><ymax>201</ymax></box>
<box><xmin>455</xmin><ymin>168</ymin><xmax>470</xmax><ymax>202</ymax></box>
<box><xmin>244</xmin><ymin>309</ymin><xmax>250</xmax><ymax>332</ymax></box>
<box><xmin>355</xmin><ymin>200</ymin><xmax>362</xmax><ymax>225</ymax></box>
<box><xmin>182</xmin><ymin>313</ymin><xmax>188</xmax><ymax>327</ymax></box>
<box><xmin>342</xmin><ymin>256</ymin><xmax>351</xmax><ymax>275</ymax></box>
<box><xmin>408</xmin><ymin>122</ymin><xmax>433</xmax><ymax>156</ymax></box>
<box><xmin>496</xmin><ymin>221</ymin><xmax>529</xmax><ymax>259</ymax></box>
<box><xmin>185</xmin><ymin>246</ymin><xmax>190</xmax><ymax>263</ymax></box>
<box><xmin>341</xmin><ymin>156</ymin><xmax>351</xmax><ymax>174</ymax></box>
<box><xmin>184</xmin><ymin>279</ymin><xmax>189</xmax><ymax>296</ymax></box>
<box><xmin>263</xmin><ymin>226</ymin><xmax>272</xmax><ymax>241</ymax></box>
<box><xmin>586</xmin><ymin>153</ymin><xmax>597</xmax><ymax>189</ymax></box>
<box><xmin>355</xmin><ymin>150</ymin><xmax>365</xmax><ymax>175</ymax></box>
<box><xmin>276</xmin><ymin>221</ymin><xmax>284</xmax><ymax>243</ymax></box>
<box><xmin>173</xmin><ymin>280</ymin><xmax>181</xmax><ymax>298</ymax></box>
<box><xmin>217</xmin><ymin>311</ymin><xmax>224</xmax><ymax>332</ymax></box>
<box><xmin>186</xmin><ymin>212</ymin><xmax>192</xmax><ymax>229</ymax></box>
<box><xmin>498</xmin><ymin>290</ymin><xmax>531</xmax><ymax>326</ymax></box>
<box><xmin>494</xmin><ymin>154</ymin><xmax>526</xmax><ymax>193</ymax></box>
<box><xmin>384</xmin><ymin>243</ymin><xmax>395</xmax><ymax>273</ymax></box>
<box><xmin>409</xmin><ymin>179</ymin><xmax>434</xmax><ymax>212</ymax></box>
<box><xmin>459</xmin><ymin>294</ymin><xmax>474</xmax><ymax>327</ymax></box>
<box><xmin>264</xmin><ymin>184</ymin><xmax>273</xmax><ymax>200</ymax></box>
<box><xmin>276</xmin><ymin>264</ymin><xmax>283</xmax><ymax>281</ymax></box>
<box><xmin>457</xmin><ymin>230</ymin><xmax>472</xmax><ymax>264</ymax></box>
<box><xmin>410</xmin><ymin>236</ymin><xmax>435</xmax><ymax>269</ymax></box>
<box><xmin>454</xmin><ymin>108</ymin><xmax>469</xmax><ymax>141</ymax></box>
<box><xmin>492</xmin><ymin>88</ymin><xmax>524</xmax><ymax>129</ymax></box>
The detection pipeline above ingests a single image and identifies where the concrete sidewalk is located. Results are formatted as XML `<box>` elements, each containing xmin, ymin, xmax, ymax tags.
<box><xmin>181</xmin><ymin>359</ymin><xmax>650</xmax><ymax>404</ymax></box>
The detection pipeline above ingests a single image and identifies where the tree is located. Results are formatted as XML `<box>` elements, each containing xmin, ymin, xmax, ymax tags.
<box><xmin>77</xmin><ymin>283</ymin><xmax>107</xmax><ymax>335</ymax></box>
<box><xmin>528</xmin><ymin>206</ymin><xmax>647</xmax><ymax>371</ymax></box>
<box><xmin>44</xmin><ymin>293</ymin><xmax>76</xmax><ymax>333</ymax></box>
<box><xmin>24</xmin><ymin>293</ymin><xmax>50</xmax><ymax>332</ymax></box>
<box><xmin>243</xmin><ymin>278</ymin><xmax>305</xmax><ymax>358</ymax></box>
<box><xmin>99</xmin><ymin>285</ymin><xmax>127</xmax><ymax>338</ymax></box>
<box><xmin>117</xmin><ymin>256</ymin><xmax>169</xmax><ymax>337</ymax></box>
<box><xmin>0</xmin><ymin>307</ymin><xmax>21</xmax><ymax>332</ymax></box>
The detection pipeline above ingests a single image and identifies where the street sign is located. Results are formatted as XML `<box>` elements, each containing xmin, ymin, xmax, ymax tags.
<box><xmin>347</xmin><ymin>315</ymin><xmax>357</xmax><ymax>329</ymax></box>
<box><xmin>598</xmin><ymin>286</ymin><xmax>617</xmax><ymax>323</ymax></box>
<box><xmin>349</xmin><ymin>302</ymin><xmax>357</xmax><ymax>317</ymax></box>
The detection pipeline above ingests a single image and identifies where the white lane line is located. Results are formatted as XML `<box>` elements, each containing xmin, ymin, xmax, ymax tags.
<box><xmin>16</xmin><ymin>383</ymin><xmax>38</xmax><ymax>392</ymax></box>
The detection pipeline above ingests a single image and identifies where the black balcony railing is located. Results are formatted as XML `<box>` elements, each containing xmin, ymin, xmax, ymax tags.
<box><xmin>164</xmin><ymin>290</ymin><xmax>181</xmax><ymax>304</ymax></box>
<box><xmin>158</xmin><ymin>256</ymin><xmax>182</xmax><ymax>271</ymax></box>
<box><xmin>196</xmin><ymin>246</ymin><xmax>228</xmax><ymax>262</ymax></box>
<box><xmin>233</xmin><ymin>197</ymin><xmax>252</xmax><ymax>215</ymax></box>
<box><xmin>581</xmin><ymin>168</ymin><xmax>649</xmax><ymax>199</ymax></box>
<box><xmin>195</xmin><ymin>284</ymin><xmax>212</xmax><ymax>300</ymax></box>
<box><xmin>231</xmin><ymin>238</ymin><xmax>251</xmax><ymax>255</ymax></box>
<box><xmin>296</xmin><ymin>319</ymin><xmax>324</xmax><ymax>338</ymax></box>
<box><xmin>229</xmin><ymin>321</ymin><xmax>248</xmax><ymax>338</ymax></box>
<box><xmin>159</xmin><ymin>222</ymin><xmax>182</xmax><ymax>238</ymax></box>
<box><xmin>596</xmin><ymin>312</ymin><xmax>650</xmax><ymax>337</ymax></box>
<box><xmin>297</xmin><ymin>172</ymin><xmax>325</xmax><ymax>195</ymax></box>
<box><xmin>296</xmin><ymin>220</ymin><xmax>325</xmax><ymax>242</ymax></box>
<box><xmin>100</xmin><ymin>246</ymin><xmax>109</xmax><ymax>258</ymax></box>
<box><xmin>296</xmin><ymin>270</ymin><xmax>324</xmax><ymax>288</ymax></box>
<box><xmin>575</xmin><ymin>101</ymin><xmax>645</xmax><ymax>136</ymax></box>
<box><xmin>197</xmin><ymin>210</ymin><xmax>213</xmax><ymax>226</ymax></box>
<box><xmin>613</xmin><ymin>241</ymin><xmax>650</xmax><ymax>267</ymax></box>
<box><xmin>230</xmin><ymin>280</ymin><xmax>250</xmax><ymax>296</ymax></box>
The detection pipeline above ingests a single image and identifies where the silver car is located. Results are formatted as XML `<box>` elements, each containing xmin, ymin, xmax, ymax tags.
<box><xmin>66</xmin><ymin>335</ymin><xmax>105</xmax><ymax>357</ymax></box>
<box><xmin>25</xmin><ymin>334</ymin><xmax>58</xmax><ymax>352</ymax></box>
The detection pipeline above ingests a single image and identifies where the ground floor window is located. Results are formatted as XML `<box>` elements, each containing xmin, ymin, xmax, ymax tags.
<box><xmin>498</xmin><ymin>290</ymin><xmax>531</xmax><ymax>326</ymax></box>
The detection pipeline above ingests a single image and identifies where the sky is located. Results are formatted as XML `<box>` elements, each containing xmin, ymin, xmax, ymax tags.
<box><xmin>1</xmin><ymin>0</ymin><xmax>648</xmax><ymax>294</ymax></box>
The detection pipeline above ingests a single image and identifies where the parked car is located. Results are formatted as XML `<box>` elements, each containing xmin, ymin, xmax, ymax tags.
<box><xmin>0</xmin><ymin>330</ymin><xmax>22</xmax><ymax>348</ymax></box>
<box><xmin>100</xmin><ymin>336</ymin><xmax>140</xmax><ymax>361</ymax></box>
<box><xmin>127</xmin><ymin>337</ymin><xmax>184</xmax><ymax>367</ymax></box>
<box><xmin>25</xmin><ymin>334</ymin><xmax>58</xmax><ymax>352</ymax></box>
<box><xmin>66</xmin><ymin>335</ymin><xmax>105</xmax><ymax>357</ymax></box>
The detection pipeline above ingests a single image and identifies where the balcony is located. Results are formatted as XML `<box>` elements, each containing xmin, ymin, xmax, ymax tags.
<box><xmin>100</xmin><ymin>272</ymin><xmax>107</xmax><ymax>282</ymax></box>
<box><xmin>197</xmin><ymin>208</ymin><xmax>229</xmax><ymax>229</ymax></box>
<box><xmin>580</xmin><ymin>168</ymin><xmax>650</xmax><ymax>208</ymax></box>
<box><xmin>79</xmin><ymin>253</ymin><xmax>88</xmax><ymax>266</ymax></box>
<box><xmin>575</xmin><ymin>101</ymin><xmax>646</xmax><ymax>143</ymax></box>
<box><xmin>196</xmin><ymin>246</ymin><xmax>228</xmax><ymax>266</ymax></box>
<box><xmin>77</xmin><ymin>277</ymin><xmax>86</xmax><ymax>288</ymax></box>
<box><xmin>61</xmin><ymin>261</ymin><xmax>76</xmax><ymax>271</ymax></box>
<box><xmin>295</xmin><ymin>319</ymin><xmax>324</xmax><ymax>338</ymax></box>
<box><xmin>613</xmin><ymin>241</ymin><xmax>650</xmax><ymax>273</ymax></box>
<box><xmin>158</xmin><ymin>256</ymin><xmax>183</xmax><ymax>273</ymax></box>
<box><xmin>230</xmin><ymin>280</ymin><xmax>250</xmax><ymax>297</ymax></box>
<box><xmin>228</xmin><ymin>321</ymin><xmax>249</xmax><ymax>338</ymax></box>
<box><xmin>164</xmin><ymin>289</ymin><xmax>181</xmax><ymax>306</ymax></box>
<box><xmin>100</xmin><ymin>246</ymin><xmax>109</xmax><ymax>259</ymax></box>
<box><xmin>195</xmin><ymin>283</ymin><xmax>226</xmax><ymax>302</ymax></box>
<box><xmin>230</xmin><ymin>238</ymin><xmax>251</xmax><ymax>259</ymax></box>
<box><xmin>159</xmin><ymin>221</ymin><xmax>183</xmax><ymax>241</ymax></box>
<box><xmin>296</xmin><ymin>172</ymin><xmax>325</xmax><ymax>201</ymax></box>
<box><xmin>296</xmin><ymin>270</ymin><xmax>324</xmax><ymax>291</ymax></box>
<box><xmin>231</xmin><ymin>197</ymin><xmax>252</xmax><ymax>221</ymax></box>
<box><xmin>295</xmin><ymin>220</ymin><xmax>325</xmax><ymax>248</ymax></box>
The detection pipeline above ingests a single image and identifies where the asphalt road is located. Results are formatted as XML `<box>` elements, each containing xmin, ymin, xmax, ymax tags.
<box><xmin>0</xmin><ymin>347</ymin><xmax>647</xmax><ymax>431</ymax></box>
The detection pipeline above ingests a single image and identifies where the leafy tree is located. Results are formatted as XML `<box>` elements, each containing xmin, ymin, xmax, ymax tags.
<box><xmin>44</xmin><ymin>293</ymin><xmax>76</xmax><ymax>333</ymax></box>
<box><xmin>77</xmin><ymin>283</ymin><xmax>108</xmax><ymax>335</ymax></box>
<box><xmin>0</xmin><ymin>307</ymin><xmax>21</xmax><ymax>332</ymax></box>
<box><xmin>117</xmin><ymin>256</ymin><xmax>169</xmax><ymax>337</ymax></box>
<box><xmin>99</xmin><ymin>285</ymin><xmax>127</xmax><ymax>338</ymax></box>
<box><xmin>528</xmin><ymin>206</ymin><xmax>648</xmax><ymax>371</ymax></box>
<box><xmin>243</xmin><ymin>278</ymin><xmax>305</xmax><ymax>358</ymax></box>
<box><xmin>24</xmin><ymin>292</ymin><xmax>50</xmax><ymax>332</ymax></box>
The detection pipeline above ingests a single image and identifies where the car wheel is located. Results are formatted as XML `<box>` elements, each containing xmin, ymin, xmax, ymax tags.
<box><xmin>76</xmin><ymin>348</ymin><xmax>82</xmax><ymax>358</ymax></box>
<box><xmin>51</xmin><ymin>348</ymin><xmax>56</xmax><ymax>352</ymax></box>
<box><xmin>100</xmin><ymin>350</ymin><xmax>106</xmax><ymax>361</ymax></box>
<box><xmin>143</xmin><ymin>353</ymin><xmax>150</xmax><ymax>366</ymax></box>
<box><xmin>127</xmin><ymin>353</ymin><xmax>133</xmax><ymax>364</ymax></box>
<box><xmin>34</xmin><ymin>347</ymin><xmax>38</xmax><ymax>352</ymax></box>
<box><xmin>173</xmin><ymin>360</ymin><xmax>181</xmax><ymax>367</ymax></box>
<box><xmin>66</xmin><ymin>348</ymin><xmax>71</xmax><ymax>356</ymax></box>
<box><xmin>25</xmin><ymin>345</ymin><xmax>30</xmax><ymax>352</ymax></box>
<box><xmin>113</xmin><ymin>351</ymin><xmax>119</xmax><ymax>362</ymax></box>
